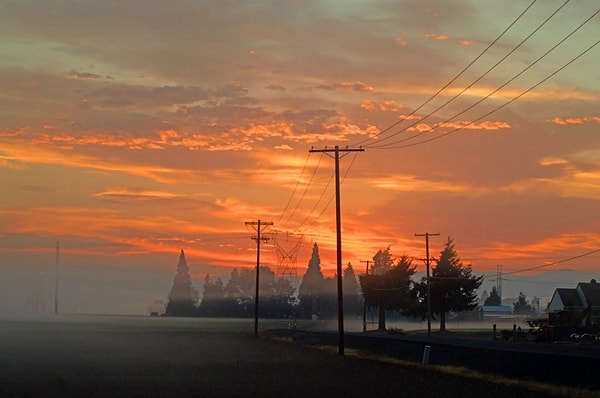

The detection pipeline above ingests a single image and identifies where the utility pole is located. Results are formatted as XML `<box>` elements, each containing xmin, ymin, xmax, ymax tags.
<box><xmin>246</xmin><ymin>220</ymin><xmax>273</xmax><ymax>337</ymax></box>
<box><xmin>54</xmin><ymin>241</ymin><xmax>59</xmax><ymax>315</ymax></box>
<box><xmin>415</xmin><ymin>232</ymin><xmax>439</xmax><ymax>338</ymax></box>
<box><xmin>309</xmin><ymin>145</ymin><xmax>363</xmax><ymax>356</ymax></box>
<box><xmin>359</xmin><ymin>260</ymin><xmax>371</xmax><ymax>333</ymax></box>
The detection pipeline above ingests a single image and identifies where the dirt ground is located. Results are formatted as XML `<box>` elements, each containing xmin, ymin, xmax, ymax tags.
<box><xmin>0</xmin><ymin>316</ymin><xmax>597</xmax><ymax>398</ymax></box>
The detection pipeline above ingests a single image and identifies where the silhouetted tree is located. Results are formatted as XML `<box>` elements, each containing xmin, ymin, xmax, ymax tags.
<box><xmin>360</xmin><ymin>248</ymin><xmax>416</xmax><ymax>331</ymax></box>
<box><xmin>298</xmin><ymin>243</ymin><xmax>325</xmax><ymax>319</ymax></box>
<box><xmin>165</xmin><ymin>250</ymin><xmax>198</xmax><ymax>316</ymax></box>
<box><xmin>252</xmin><ymin>266</ymin><xmax>294</xmax><ymax>318</ymax></box>
<box><xmin>197</xmin><ymin>275</ymin><xmax>227</xmax><ymax>316</ymax></box>
<box><xmin>318</xmin><ymin>276</ymin><xmax>338</xmax><ymax>320</ymax></box>
<box><xmin>343</xmin><ymin>262</ymin><xmax>361</xmax><ymax>318</ymax></box>
<box><xmin>225</xmin><ymin>267</ymin><xmax>255</xmax><ymax>316</ymax></box>
<box><xmin>197</xmin><ymin>266</ymin><xmax>294</xmax><ymax>318</ymax></box>
<box><xmin>513</xmin><ymin>291</ymin><xmax>535</xmax><ymax>315</ymax></box>
<box><xmin>484</xmin><ymin>286</ymin><xmax>502</xmax><ymax>306</ymax></box>
<box><xmin>410</xmin><ymin>237</ymin><xmax>483</xmax><ymax>331</ymax></box>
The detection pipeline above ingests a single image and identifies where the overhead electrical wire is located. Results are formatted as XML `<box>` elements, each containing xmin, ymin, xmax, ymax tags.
<box><xmin>351</xmin><ymin>0</ymin><xmax>540</xmax><ymax>148</ymax></box>
<box><xmin>369</xmin><ymin>34</ymin><xmax>600</xmax><ymax>150</ymax></box>
<box><xmin>364</xmin><ymin>0</ymin><xmax>572</xmax><ymax>149</ymax></box>
<box><xmin>279</xmin><ymin>152</ymin><xmax>324</xmax><ymax>229</ymax></box>
<box><xmin>497</xmin><ymin>248</ymin><xmax>600</xmax><ymax>276</ymax></box>
<box><xmin>275</xmin><ymin>151</ymin><xmax>311</xmax><ymax>226</ymax></box>
<box><xmin>367</xmin><ymin>3</ymin><xmax>599</xmax><ymax>150</ymax></box>
<box><xmin>481</xmin><ymin>248</ymin><xmax>600</xmax><ymax>283</ymax></box>
<box><xmin>299</xmin><ymin>151</ymin><xmax>361</xmax><ymax>235</ymax></box>
<box><xmin>294</xmin><ymin>169</ymin><xmax>335</xmax><ymax>232</ymax></box>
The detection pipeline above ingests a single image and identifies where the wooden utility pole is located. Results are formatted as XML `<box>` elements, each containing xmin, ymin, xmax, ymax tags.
<box><xmin>246</xmin><ymin>220</ymin><xmax>273</xmax><ymax>337</ymax></box>
<box><xmin>415</xmin><ymin>232</ymin><xmax>439</xmax><ymax>338</ymax></box>
<box><xmin>359</xmin><ymin>260</ymin><xmax>371</xmax><ymax>332</ymax></box>
<box><xmin>309</xmin><ymin>145</ymin><xmax>363</xmax><ymax>356</ymax></box>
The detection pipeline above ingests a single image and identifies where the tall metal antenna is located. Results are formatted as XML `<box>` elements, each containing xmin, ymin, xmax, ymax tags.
<box><xmin>497</xmin><ymin>264</ymin><xmax>503</xmax><ymax>302</ymax></box>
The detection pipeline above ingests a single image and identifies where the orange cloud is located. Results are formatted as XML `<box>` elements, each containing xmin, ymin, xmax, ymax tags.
<box><xmin>395</xmin><ymin>37</ymin><xmax>407</xmax><ymax>47</ymax></box>
<box><xmin>547</xmin><ymin>116</ymin><xmax>600</xmax><ymax>125</ymax></box>
<box><xmin>483</xmin><ymin>233</ymin><xmax>600</xmax><ymax>264</ymax></box>
<box><xmin>407</xmin><ymin>120</ymin><xmax>511</xmax><ymax>133</ymax></box>
<box><xmin>93</xmin><ymin>188</ymin><xmax>184</xmax><ymax>200</ymax></box>
<box><xmin>413</xmin><ymin>123</ymin><xmax>433</xmax><ymax>132</ymax></box>
<box><xmin>360</xmin><ymin>100</ymin><xmax>403</xmax><ymax>112</ymax></box>
<box><xmin>338</xmin><ymin>81</ymin><xmax>374</xmax><ymax>92</ymax></box>
<box><xmin>360</xmin><ymin>101</ymin><xmax>376</xmax><ymax>111</ymax></box>
<box><xmin>370</xmin><ymin>174</ymin><xmax>486</xmax><ymax>195</ymax></box>
<box><xmin>426</xmin><ymin>33</ymin><xmax>448</xmax><ymax>40</ymax></box>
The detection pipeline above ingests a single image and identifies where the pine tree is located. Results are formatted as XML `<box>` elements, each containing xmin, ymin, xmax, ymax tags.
<box><xmin>165</xmin><ymin>250</ymin><xmax>198</xmax><ymax>316</ymax></box>
<box><xmin>484</xmin><ymin>286</ymin><xmax>502</xmax><ymax>306</ymax></box>
<box><xmin>197</xmin><ymin>275</ymin><xmax>226</xmax><ymax>317</ymax></box>
<box><xmin>411</xmin><ymin>237</ymin><xmax>483</xmax><ymax>331</ymax></box>
<box><xmin>298</xmin><ymin>243</ymin><xmax>325</xmax><ymax>319</ymax></box>
<box><xmin>513</xmin><ymin>291</ymin><xmax>535</xmax><ymax>315</ymax></box>
<box><xmin>343</xmin><ymin>262</ymin><xmax>361</xmax><ymax>318</ymax></box>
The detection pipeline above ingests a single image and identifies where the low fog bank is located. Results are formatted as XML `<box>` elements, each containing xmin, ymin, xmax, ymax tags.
<box><xmin>311</xmin><ymin>317</ymin><xmax>529</xmax><ymax>334</ymax></box>
<box><xmin>0</xmin><ymin>263</ymin><xmax>175</xmax><ymax>318</ymax></box>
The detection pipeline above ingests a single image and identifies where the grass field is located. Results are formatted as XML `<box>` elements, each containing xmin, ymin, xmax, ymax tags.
<box><xmin>0</xmin><ymin>315</ymin><xmax>597</xmax><ymax>398</ymax></box>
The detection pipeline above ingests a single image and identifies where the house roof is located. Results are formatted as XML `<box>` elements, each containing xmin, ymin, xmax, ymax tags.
<box><xmin>578</xmin><ymin>282</ymin><xmax>600</xmax><ymax>306</ymax></box>
<box><xmin>554</xmin><ymin>288</ymin><xmax>582</xmax><ymax>308</ymax></box>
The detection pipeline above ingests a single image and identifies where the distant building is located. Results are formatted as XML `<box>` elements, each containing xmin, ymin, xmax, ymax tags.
<box><xmin>547</xmin><ymin>280</ymin><xmax>600</xmax><ymax>326</ymax></box>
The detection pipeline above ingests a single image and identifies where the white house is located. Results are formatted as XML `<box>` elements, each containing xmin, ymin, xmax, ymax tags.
<box><xmin>547</xmin><ymin>280</ymin><xmax>600</xmax><ymax>326</ymax></box>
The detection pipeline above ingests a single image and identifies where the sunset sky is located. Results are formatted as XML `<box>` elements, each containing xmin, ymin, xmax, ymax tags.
<box><xmin>1</xmin><ymin>1</ymin><xmax>599</xmax><ymax>313</ymax></box>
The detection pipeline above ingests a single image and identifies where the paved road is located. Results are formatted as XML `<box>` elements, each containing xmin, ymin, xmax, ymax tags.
<box><xmin>273</xmin><ymin>328</ymin><xmax>600</xmax><ymax>390</ymax></box>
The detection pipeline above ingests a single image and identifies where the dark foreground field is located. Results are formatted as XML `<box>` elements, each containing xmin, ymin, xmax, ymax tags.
<box><xmin>0</xmin><ymin>316</ymin><xmax>597</xmax><ymax>398</ymax></box>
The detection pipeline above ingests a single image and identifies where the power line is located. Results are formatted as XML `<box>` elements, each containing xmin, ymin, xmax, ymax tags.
<box><xmin>501</xmin><ymin>248</ymin><xmax>600</xmax><ymax>276</ymax></box>
<box><xmin>369</xmin><ymin>34</ymin><xmax>600</xmax><ymax>150</ymax></box>
<box><xmin>364</xmin><ymin>0</ymin><xmax>572</xmax><ymax>149</ymax></box>
<box><xmin>276</xmin><ymin>151</ymin><xmax>311</xmax><ymax>226</ymax></box>
<box><xmin>280</xmin><ymin>152</ymin><xmax>324</xmax><ymax>229</ymax></box>
<box><xmin>351</xmin><ymin>0</ymin><xmax>539</xmax><ymax>148</ymax></box>
<box><xmin>481</xmin><ymin>248</ymin><xmax>600</xmax><ymax>279</ymax></box>
<box><xmin>299</xmin><ymin>150</ymin><xmax>361</xmax><ymax>235</ymax></box>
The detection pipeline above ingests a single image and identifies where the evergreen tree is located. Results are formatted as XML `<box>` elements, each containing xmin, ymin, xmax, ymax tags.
<box><xmin>343</xmin><ymin>262</ymin><xmax>361</xmax><ymax>318</ymax></box>
<box><xmin>225</xmin><ymin>268</ymin><xmax>254</xmax><ymax>316</ymax></box>
<box><xmin>360</xmin><ymin>249</ymin><xmax>416</xmax><ymax>331</ymax></box>
<box><xmin>513</xmin><ymin>291</ymin><xmax>535</xmax><ymax>315</ymax></box>
<box><xmin>484</xmin><ymin>286</ymin><xmax>502</xmax><ymax>306</ymax></box>
<box><xmin>198</xmin><ymin>266</ymin><xmax>295</xmax><ymax>318</ymax></box>
<box><xmin>298</xmin><ymin>243</ymin><xmax>325</xmax><ymax>319</ymax></box>
<box><xmin>165</xmin><ymin>250</ymin><xmax>198</xmax><ymax>316</ymax></box>
<box><xmin>197</xmin><ymin>275</ymin><xmax>227</xmax><ymax>316</ymax></box>
<box><xmin>409</xmin><ymin>237</ymin><xmax>483</xmax><ymax>331</ymax></box>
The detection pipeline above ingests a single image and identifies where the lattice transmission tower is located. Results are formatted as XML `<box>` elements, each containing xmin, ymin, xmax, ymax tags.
<box><xmin>271</xmin><ymin>231</ymin><xmax>303</xmax><ymax>287</ymax></box>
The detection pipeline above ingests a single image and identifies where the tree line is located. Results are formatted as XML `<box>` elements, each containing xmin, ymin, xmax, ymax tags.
<box><xmin>165</xmin><ymin>237</ymin><xmax>484</xmax><ymax>331</ymax></box>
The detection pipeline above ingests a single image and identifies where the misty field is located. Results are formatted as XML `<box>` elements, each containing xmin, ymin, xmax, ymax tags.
<box><xmin>0</xmin><ymin>315</ymin><xmax>596</xmax><ymax>398</ymax></box>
